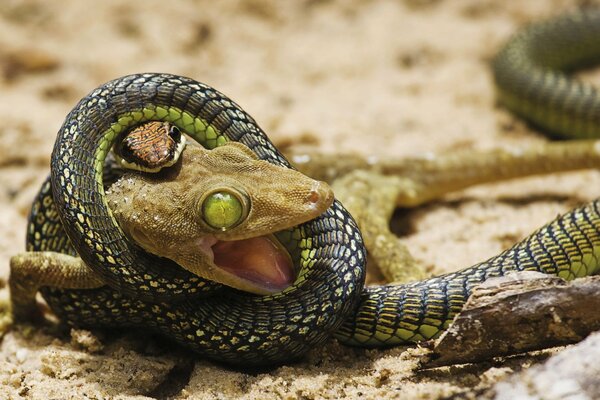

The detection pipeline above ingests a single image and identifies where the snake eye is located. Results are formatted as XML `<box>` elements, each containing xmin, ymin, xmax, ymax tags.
<box><xmin>200</xmin><ymin>189</ymin><xmax>248</xmax><ymax>231</ymax></box>
<box><xmin>119</xmin><ymin>142</ymin><xmax>135</xmax><ymax>161</ymax></box>
<box><xmin>169</xmin><ymin>125</ymin><xmax>181</xmax><ymax>142</ymax></box>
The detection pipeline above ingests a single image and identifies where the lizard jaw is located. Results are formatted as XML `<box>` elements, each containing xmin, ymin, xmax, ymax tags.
<box><xmin>192</xmin><ymin>234</ymin><xmax>295</xmax><ymax>295</ymax></box>
<box><xmin>211</xmin><ymin>235</ymin><xmax>295</xmax><ymax>294</ymax></box>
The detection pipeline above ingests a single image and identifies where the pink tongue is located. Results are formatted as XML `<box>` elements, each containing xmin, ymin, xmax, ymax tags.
<box><xmin>212</xmin><ymin>236</ymin><xmax>295</xmax><ymax>292</ymax></box>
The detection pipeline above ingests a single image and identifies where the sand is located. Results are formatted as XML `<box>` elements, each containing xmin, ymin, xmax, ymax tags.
<box><xmin>0</xmin><ymin>0</ymin><xmax>599</xmax><ymax>398</ymax></box>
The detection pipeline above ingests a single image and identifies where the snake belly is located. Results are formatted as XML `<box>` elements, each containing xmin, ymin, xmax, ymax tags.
<box><xmin>27</xmin><ymin>9</ymin><xmax>600</xmax><ymax>364</ymax></box>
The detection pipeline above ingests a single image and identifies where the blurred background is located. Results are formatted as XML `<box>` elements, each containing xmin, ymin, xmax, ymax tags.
<box><xmin>0</xmin><ymin>1</ymin><xmax>598</xmax><ymax>398</ymax></box>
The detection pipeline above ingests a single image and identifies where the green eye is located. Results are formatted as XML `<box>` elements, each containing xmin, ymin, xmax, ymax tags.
<box><xmin>201</xmin><ymin>190</ymin><xmax>246</xmax><ymax>230</ymax></box>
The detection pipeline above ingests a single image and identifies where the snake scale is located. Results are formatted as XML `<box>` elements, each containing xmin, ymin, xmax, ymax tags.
<box><xmin>19</xmin><ymin>9</ymin><xmax>600</xmax><ymax>366</ymax></box>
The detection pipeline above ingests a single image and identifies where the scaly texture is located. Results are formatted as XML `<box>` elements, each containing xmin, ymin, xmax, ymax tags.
<box><xmin>17</xmin><ymin>10</ymin><xmax>600</xmax><ymax>365</ymax></box>
<box><xmin>493</xmin><ymin>9</ymin><xmax>600</xmax><ymax>139</ymax></box>
<box><xmin>33</xmin><ymin>73</ymin><xmax>365</xmax><ymax>366</ymax></box>
<box><xmin>337</xmin><ymin>8</ymin><xmax>600</xmax><ymax>345</ymax></box>
<box><xmin>336</xmin><ymin>200</ymin><xmax>600</xmax><ymax>345</ymax></box>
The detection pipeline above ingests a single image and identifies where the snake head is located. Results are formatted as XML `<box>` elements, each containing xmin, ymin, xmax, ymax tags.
<box><xmin>106</xmin><ymin>142</ymin><xmax>334</xmax><ymax>295</ymax></box>
<box><xmin>113</xmin><ymin>121</ymin><xmax>187</xmax><ymax>173</ymax></box>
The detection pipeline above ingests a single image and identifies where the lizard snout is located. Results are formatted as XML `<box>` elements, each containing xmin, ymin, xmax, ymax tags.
<box><xmin>306</xmin><ymin>180</ymin><xmax>334</xmax><ymax>212</ymax></box>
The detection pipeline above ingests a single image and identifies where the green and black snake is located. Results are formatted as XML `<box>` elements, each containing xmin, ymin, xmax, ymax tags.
<box><xmin>21</xmin><ymin>9</ymin><xmax>600</xmax><ymax>366</ymax></box>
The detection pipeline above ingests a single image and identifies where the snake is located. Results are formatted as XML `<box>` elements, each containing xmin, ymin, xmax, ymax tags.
<box><xmin>17</xmin><ymin>9</ymin><xmax>600</xmax><ymax>366</ymax></box>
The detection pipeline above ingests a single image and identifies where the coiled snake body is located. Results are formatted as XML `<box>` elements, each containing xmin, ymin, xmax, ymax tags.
<box><xmin>19</xmin><ymin>10</ymin><xmax>600</xmax><ymax>366</ymax></box>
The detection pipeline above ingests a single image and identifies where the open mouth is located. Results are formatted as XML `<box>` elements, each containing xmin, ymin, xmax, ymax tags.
<box><xmin>208</xmin><ymin>235</ymin><xmax>295</xmax><ymax>294</ymax></box>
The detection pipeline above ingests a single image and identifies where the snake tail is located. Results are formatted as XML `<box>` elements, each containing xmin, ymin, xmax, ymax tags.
<box><xmin>336</xmin><ymin>198</ymin><xmax>600</xmax><ymax>346</ymax></box>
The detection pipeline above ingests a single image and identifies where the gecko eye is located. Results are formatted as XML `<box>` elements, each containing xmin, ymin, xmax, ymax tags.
<box><xmin>200</xmin><ymin>189</ymin><xmax>249</xmax><ymax>231</ymax></box>
<box><xmin>169</xmin><ymin>125</ymin><xmax>182</xmax><ymax>142</ymax></box>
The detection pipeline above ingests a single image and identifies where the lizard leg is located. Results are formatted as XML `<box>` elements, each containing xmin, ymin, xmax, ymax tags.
<box><xmin>292</xmin><ymin>140</ymin><xmax>600</xmax><ymax>205</ymax></box>
<box><xmin>331</xmin><ymin>170</ymin><xmax>426</xmax><ymax>283</ymax></box>
<box><xmin>304</xmin><ymin>140</ymin><xmax>600</xmax><ymax>283</ymax></box>
<box><xmin>9</xmin><ymin>252</ymin><xmax>104</xmax><ymax>322</ymax></box>
<box><xmin>384</xmin><ymin>140</ymin><xmax>600</xmax><ymax>207</ymax></box>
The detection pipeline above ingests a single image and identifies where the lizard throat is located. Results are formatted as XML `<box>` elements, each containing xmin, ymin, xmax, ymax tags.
<box><xmin>198</xmin><ymin>235</ymin><xmax>295</xmax><ymax>294</ymax></box>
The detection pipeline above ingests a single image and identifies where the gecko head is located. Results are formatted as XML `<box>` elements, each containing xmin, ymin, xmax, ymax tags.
<box><xmin>107</xmin><ymin>142</ymin><xmax>334</xmax><ymax>295</ymax></box>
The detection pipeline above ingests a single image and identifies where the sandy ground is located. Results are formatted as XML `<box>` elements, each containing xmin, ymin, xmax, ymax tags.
<box><xmin>1</xmin><ymin>0</ymin><xmax>599</xmax><ymax>398</ymax></box>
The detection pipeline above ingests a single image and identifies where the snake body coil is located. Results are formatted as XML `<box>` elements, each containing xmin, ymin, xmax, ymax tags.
<box><xmin>493</xmin><ymin>9</ymin><xmax>600</xmax><ymax>139</ymax></box>
<box><xmin>33</xmin><ymin>74</ymin><xmax>366</xmax><ymax>365</ymax></box>
<box><xmin>26</xmin><ymin>9</ymin><xmax>600</xmax><ymax>365</ymax></box>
